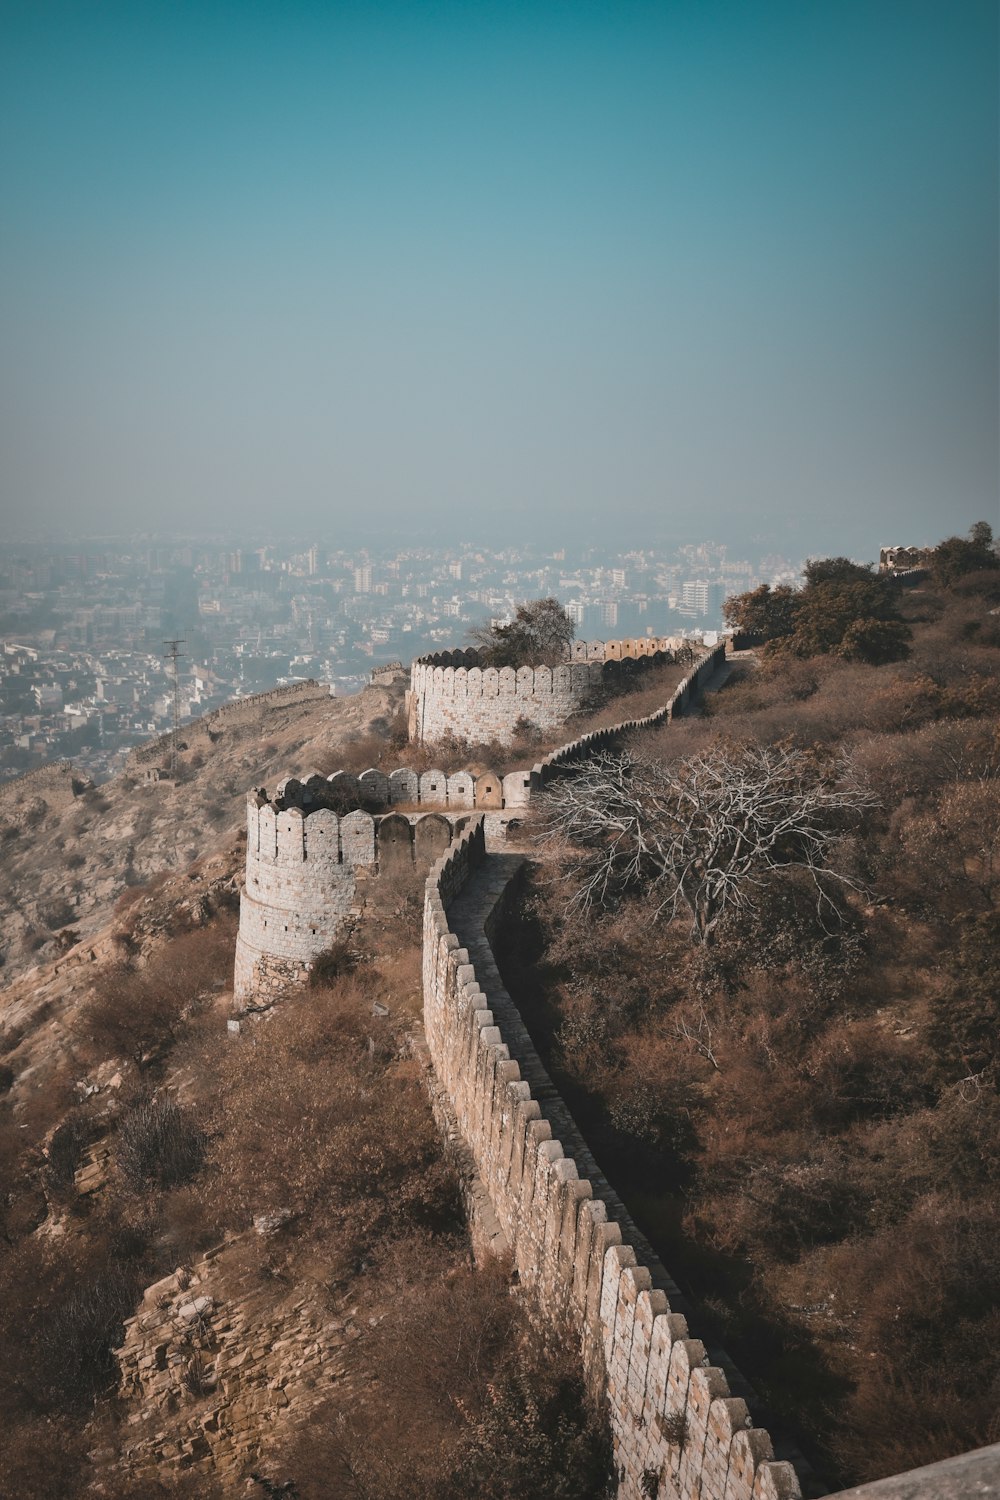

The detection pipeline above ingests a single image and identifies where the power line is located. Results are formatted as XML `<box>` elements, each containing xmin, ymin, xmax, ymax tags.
<box><xmin>163</xmin><ymin>638</ymin><xmax>185</xmax><ymax>777</ymax></box>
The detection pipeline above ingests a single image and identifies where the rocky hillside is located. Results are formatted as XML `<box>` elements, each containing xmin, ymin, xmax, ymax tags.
<box><xmin>0</xmin><ymin>679</ymin><xmax>406</xmax><ymax>983</ymax></box>
<box><xmin>0</xmin><ymin>675</ymin><xmax>611</xmax><ymax>1500</ymax></box>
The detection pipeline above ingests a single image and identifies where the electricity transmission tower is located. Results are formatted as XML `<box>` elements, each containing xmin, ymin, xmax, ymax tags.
<box><xmin>163</xmin><ymin>639</ymin><xmax>185</xmax><ymax>777</ymax></box>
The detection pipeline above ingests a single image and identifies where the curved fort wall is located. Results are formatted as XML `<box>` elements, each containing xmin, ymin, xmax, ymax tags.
<box><xmin>408</xmin><ymin>637</ymin><xmax>687</xmax><ymax>745</ymax></box>
<box><xmin>424</xmin><ymin>818</ymin><xmax>801</xmax><ymax>1500</ymax></box>
<box><xmin>419</xmin><ymin>643</ymin><xmax>765</xmax><ymax>1500</ymax></box>
<box><xmin>421</xmin><ymin>639</ymin><xmax>998</xmax><ymax>1497</ymax></box>
<box><xmin>128</xmin><ymin>679</ymin><xmax>333</xmax><ymax>770</ymax></box>
<box><xmin>234</xmin><ymin>645</ymin><xmax>726</xmax><ymax>1003</ymax></box>
<box><xmin>230</xmin><ymin>636</ymin><xmax>999</xmax><ymax>1497</ymax></box>
<box><xmin>234</xmin><ymin>795</ymin><xmax>461</xmax><ymax>1001</ymax></box>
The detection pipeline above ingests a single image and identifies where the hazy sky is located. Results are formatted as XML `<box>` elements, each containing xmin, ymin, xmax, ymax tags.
<box><xmin>1</xmin><ymin>1</ymin><xmax>996</xmax><ymax>556</ymax></box>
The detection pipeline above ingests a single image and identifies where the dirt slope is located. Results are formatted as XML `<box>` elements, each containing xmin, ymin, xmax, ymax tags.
<box><xmin>0</xmin><ymin>681</ymin><xmax>405</xmax><ymax>982</ymax></box>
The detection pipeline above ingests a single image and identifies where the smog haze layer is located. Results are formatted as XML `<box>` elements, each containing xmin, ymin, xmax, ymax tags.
<box><xmin>1</xmin><ymin>0</ymin><xmax>997</xmax><ymax>556</ymax></box>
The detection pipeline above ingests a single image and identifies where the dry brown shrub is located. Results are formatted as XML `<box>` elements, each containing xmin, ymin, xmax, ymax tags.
<box><xmin>845</xmin><ymin>719</ymin><xmax>1000</xmax><ymax>805</ymax></box>
<box><xmin>114</xmin><ymin>870</ymin><xmax>172</xmax><ymax>916</ymax></box>
<box><xmin>200</xmin><ymin>981</ymin><xmax>460</xmax><ymax>1249</ymax></box>
<box><xmin>81</xmin><ymin>965</ymin><xmax>190</xmax><ymax>1069</ymax></box>
<box><xmin>270</xmin><ymin>1258</ymin><xmax>612</xmax><ymax>1500</ymax></box>
<box><xmin>0</xmin><ymin>1415</ymin><xmax>88</xmax><ymax>1500</ymax></box>
<box><xmin>891</xmin><ymin>780</ymin><xmax>1000</xmax><ymax>916</ymax></box>
<box><xmin>801</xmin><ymin>1017</ymin><xmax>936</xmax><ymax>1127</ymax></box>
<box><xmin>819</xmin><ymin>1191</ymin><xmax>1000</xmax><ymax>1478</ymax></box>
<box><xmin>115</xmin><ymin>1095</ymin><xmax>205</xmax><ymax>1191</ymax></box>
<box><xmin>0</xmin><ymin>1116</ymin><xmax>47</xmax><ymax>1242</ymax></box>
<box><xmin>13</xmin><ymin>1057</ymin><xmax>80</xmax><ymax>1145</ymax></box>
<box><xmin>80</xmin><ymin>919</ymin><xmax>236</xmax><ymax>1069</ymax></box>
<box><xmin>43</xmin><ymin>1107</ymin><xmax>96</xmax><ymax>1201</ymax></box>
<box><xmin>98</xmin><ymin>1475</ymin><xmax>225</xmax><ymax>1498</ymax></box>
<box><xmin>0</xmin><ymin>1233</ymin><xmax>144</xmax><ymax>1417</ymax></box>
<box><xmin>307</xmin><ymin>935</ymin><xmax>359</xmax><ymax>985</ymax></box>
<box><xmin>316</xmin><ymin>729</ymin><xmax>398</xmax><ymax>775</ymax></box>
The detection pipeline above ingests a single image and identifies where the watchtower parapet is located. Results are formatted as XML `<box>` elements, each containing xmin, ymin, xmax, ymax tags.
<box><xmin>234</xmin><ymin>771</ymin><xmax>482</xmax><ymax>1003</ymax></box>
<box><xmin>879</xmin><ymin>544</ymin><xmax>931</xmax><ymax>573</ymax></box>
<box><xmin>235</xmin><ymin>639</ymin><xmax>724</xmax><ymax>1003</ymax></box>
<box><xmin>407</xmin><ymin>637</ymin><xmax>687</xmax><ymax>746</ymax></box>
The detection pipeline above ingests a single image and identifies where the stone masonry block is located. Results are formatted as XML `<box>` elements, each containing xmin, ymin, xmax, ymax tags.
<box><xmin>724</xmin><ymin>1430</ymin><xmax>774</xmax><ymax>1500</ymax></box>
<box><xmin>677</xmin><ymin>1364</ymin><xmax>732</xmax><ymax>1499</ymax></box>
<box><xmin>751</xmin><ymin>1461</ymin><xmax>802</xmax><ymax>1500</ymax></box>
<box><xmin>557</xmin><ymin>1179</ymin><xmax>592</xmax><ymax>1316</ymax></box>
<box><xmin>608</xmin><ymin>1262</ymin><xmax>650</xmax><ymax>1427</ymax></box>
<box><xmin>542</xmin><ymin>1157</ymin><xmax>579</xmax><ymax>1307</ymax></box>
<box><xmin>658</xmin><ymin>1338</ymin><xmax>707</xmax><ymax>1490</ymax></box>
<box><xmin>340</xmin><ymin>809</ymin><xmax>375</xmax><ymax>866</ymax></box>
<box><xmin>507</xmin><ymin>1098</ymin><xmax>542</xmax><ymax>1241</ymax></box>
<box><xmin>626</xmin><ymin>1287</ymin><xmax>668</xmax><ymax>1431</ymax></box>
<box><xmin>700</xmin><ymin>1397</ymin><xmax>752</xmax><ymax>1500</ymax></box>
<box><xmin>388</xmin><ymin>768</ymin><xmax>418</xmax><ymax>803</ymax></box>
<box><xmin>599</xmin><ymin>1241</ymin><xmax>636</xmax><ymax>1371</ymax></box>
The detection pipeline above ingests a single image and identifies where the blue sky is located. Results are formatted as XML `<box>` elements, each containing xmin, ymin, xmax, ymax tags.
<box><xmin>1</xmin><ymin>0</ymin><xmax>996</xmax><ymax>554</ymax></box>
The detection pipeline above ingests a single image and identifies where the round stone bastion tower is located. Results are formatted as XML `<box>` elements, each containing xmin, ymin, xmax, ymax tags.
<box><xmin>234</xmin><ymin>793</ymin><xmax>370</xmax><ymax>1003</ymax></box>
<box><xmin>406</xmin><ymin>637</ymin><xmax>681</xmax><ymax>746</ymax></box>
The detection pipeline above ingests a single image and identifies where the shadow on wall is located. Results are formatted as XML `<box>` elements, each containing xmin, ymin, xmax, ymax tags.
<box><xmin>422</xmin><ymin>819</ymin><xmax>801</xmax><ymax>1500</ymax></box>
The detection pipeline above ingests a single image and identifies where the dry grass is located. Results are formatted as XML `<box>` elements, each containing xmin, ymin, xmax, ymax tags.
<box><xmin>500</xmin><ymin>582</ymin><xmax>1000</xmax><ymax>1487</ymax></box>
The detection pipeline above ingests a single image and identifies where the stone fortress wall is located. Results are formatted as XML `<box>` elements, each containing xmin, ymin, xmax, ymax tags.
<box><xmin>233</xmin><ymin>645</ymin><xmax>724</xmax><ymax>1003</ymax></box>
<box><xmin>425</xmin><ymin>822</ymin><xmax>800</xmax><ymax>1500</ymax></box>
<box><xmin>227</xmin><ymin>631</ymin><xmax>998</xmax><ymax>1497</ymax></box>
<box><xmin>878</xmin><ymin>545</ymin><xmax>931</xmax><ymax>573</ymax></box>
<box><xmin>0</xmin><ymin>758</ymin><xmax>93</xmax><ymax>816</ymax></box>
<box><xmin>408</xmin><ymin>637</ymin><xmax>691</xmax><ymax>744</ymax></box>
<box><xmin>418</xmin><ymin>643</ymin><xmax>791</xmax><ymax>1500</ymax></box>
<box><xmin>418</xmin><ymin>636</ymin><xmax>1000</xmax><ymax>1499</ymax></box>
<box><xmin>127</xmin><ymin>679</ymin><xmax>333</xmax><ymax>770</ymax></box>
<box><xmin>234</xmin><ymin>793</ymin><xmax>460</xmax><ymax>1002</ymax></box>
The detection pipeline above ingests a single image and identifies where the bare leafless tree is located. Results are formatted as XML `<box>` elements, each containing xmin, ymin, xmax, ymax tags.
<box><xmin>539</xmin><ymin>745</ymin><xmax>878</xmax><ymax>944</ymax></box>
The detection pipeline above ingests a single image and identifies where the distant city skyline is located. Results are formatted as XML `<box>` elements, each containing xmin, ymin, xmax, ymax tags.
<box><xmin>1</xmin><ymin>2</ymin><xmax>997</xmax><ymax>553</ymax></box>
<box><xmin>0</xmin><ymin>530</ymin><xmax>783</xmax><ymax>783</ymax></box>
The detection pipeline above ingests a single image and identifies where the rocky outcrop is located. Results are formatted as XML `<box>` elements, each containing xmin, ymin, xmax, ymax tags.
<box><xmin>113</xmin><ymin>1239</ymin><xmax>367</xmax><ymax>1482</ymax></box>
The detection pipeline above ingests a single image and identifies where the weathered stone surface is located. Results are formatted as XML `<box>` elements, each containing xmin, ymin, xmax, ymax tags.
<box><xmin>419</xmin><ymin>654</ymin><xmax>800</xmax><ymax>1500</ymax></box>
<box><xmin>113</xmin><ymin>1239</ymin><xmax>362</xmax><ymax>1489</ymax></box>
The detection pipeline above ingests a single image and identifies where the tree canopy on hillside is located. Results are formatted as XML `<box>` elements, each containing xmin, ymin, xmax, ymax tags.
<box><xmin>469</xmin><ymin>597</ymin><xmax>575</xmax><ymax>667</ymax></box>
<box><xmin>929</xmin><ymin>522</ymin><xmax>999</xmax><ymax>588</ymax></box>
<box><xmin>724</xmin><ymin>558</ymin><xmax>911</xmax><ymax>664</ymax></box>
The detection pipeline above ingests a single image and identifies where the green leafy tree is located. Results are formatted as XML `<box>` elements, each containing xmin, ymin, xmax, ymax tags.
<box><xmin>469</xmin><ymin>597</ymin><xmax>575</xmax><ymax>667</ymax></box>
<box><xmin>930</xmin><ymin>523</ymin><xmax>999</xmax><ymax>587</ymax></box>
<box><xmin>725</xmin><ymin>563</ymin><xmax>910</xmax><ymax>664</ymax></box>
<box><xmin>722</xmin><ymin>584</ymin><xmax>801</xmax><ymax>641</ymax></box>
<box><xmin>775</xmin><ymin>580</ymin><xmax>909</xmax><ymax>662</ymax></box>
<box><xmin>837</xmin><ymin>616</ymin><xmax>912</xmax><ymax>665</ymax></box>
<box><xmin>803</xmin><ymin>557</ymin><xmax>875</xmax><ymax>587</ymax></box>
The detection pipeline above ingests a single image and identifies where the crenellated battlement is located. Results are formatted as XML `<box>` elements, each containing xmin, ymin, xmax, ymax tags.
<box><xmin>422</xmin><ymin>807</ymin><xmax>808</xmax><ymax>1500</ymax></box>
<box><xmin>226</xmin><ymin>630</ymin><xmax>1000</xmax><ymax>1497</ymax></box>
<box><xmin>270</xmin><ymin>765</ymin><xmax>530</xmax><ymax>815</ymax></box>
<box><xmin>235</xmin><ymin>785</ymin><xmax>469</xmax><ymax>1003</ymax></box>
<box><xmin>235</xmin><ymin>642</ymin><xmax>725</xmax><ymax>1005</ymax></box>
<box><xmin>408</xmin><ymin>638</ymin><xmax>690</xmax><ymax>746</ymax></box>
<box><xmin>414</xmin><ymin>636</ymin><xmax>687</xmax><ymax>668</ymax></box>
<box><xmin>243</xmin><ymin>791</ymin><xmax>465</xmax><ymax>874</ymax></box>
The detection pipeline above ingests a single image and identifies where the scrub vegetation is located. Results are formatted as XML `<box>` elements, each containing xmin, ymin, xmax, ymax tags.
<box><xmin>0</xmin><ymin>842</ymin><xmax>611</xmax><ymax>1499</ymax></box>
<box><xmin>498</xmin><ymin>529</ymin><xmax>1000</xmax><ymax>1487</ymax></box>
